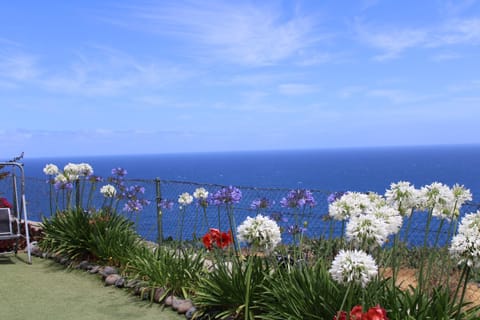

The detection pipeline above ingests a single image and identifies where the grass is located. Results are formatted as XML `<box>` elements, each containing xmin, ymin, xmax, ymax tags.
<box><xmin>0</xmin><ymin>253</ymin><xmax>184</xmax><ymax>320</ymax></box>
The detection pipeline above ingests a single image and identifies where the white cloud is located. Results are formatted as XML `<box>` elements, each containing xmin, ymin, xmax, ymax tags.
<box><xmin>355</xmin><ymin>23</ymin><xmax>428</xmax><ymax>60</ymax></box>
<box><xmin>40</xmin><ymin>46</ymin><xmax>191</xmax><ymax>96</ymax></box>
<box><xmin>0</xmin><ymin>50</ymin><xmax>40</xmax><ymax>83</ymax></box>
<box><xmin>115</xmin><ymin>1</ymin><xmax>321</xmax><ymax>66</ymax></box>
<box><xmin>355</xmin><ymin>16</ymin><xmax>480</xmax><ymax>60</ymax></box>
<box><xmin>277</xmin><ymin>83</ymin><xmax>318</xmax><ymax>95</ymax></box>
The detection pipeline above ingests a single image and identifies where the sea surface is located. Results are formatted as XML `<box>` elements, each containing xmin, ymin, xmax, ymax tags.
<box><xmin>6</xmin><ymin>144</ymin><xmax>480</xmax><ymax>244</ymax></box>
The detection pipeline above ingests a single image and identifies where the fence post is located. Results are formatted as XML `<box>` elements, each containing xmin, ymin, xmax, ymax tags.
<box><xmin>155</xmin><ymin>178</ymin><xmax>163</xmax><ymax>245</ymax></box>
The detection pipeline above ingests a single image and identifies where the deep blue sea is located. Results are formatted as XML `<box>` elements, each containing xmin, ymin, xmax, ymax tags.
<box><xmin>23</xmin><ymin>145</ymin><xmax>480</xmax><ymax>195</ymax></box>
<box><xmin>8</xmin><ymin>144</ymin><xmax>480</xmax><ymax>244</ymax></box>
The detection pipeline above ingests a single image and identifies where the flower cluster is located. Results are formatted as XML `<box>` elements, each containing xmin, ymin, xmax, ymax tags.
<box><xmin>329</xmin><ymin>249</ymin><xmax>378</xmax><ymax>288</ymax></box>
<box><xmin>107</xmin><ymin>167</ymin><xmax>150</xmax><ymax>213</ymax></box>
<box><xmin>178</xmin><ymin>192</ymin><xmax>193</xmax><ymax>208</ymax></box>
<box><xmin>384</xmin><ymin>181</ymin><xmax>419</xmax><ymax>216</ymax></box>
<box><xmin>417</xmin><ymin>182</ymin><xmax>472</xmax><ymax>220</ymax></box>
<box><xmin>250</xmin><ymin>197</ymin><xmax>274</xmax><ymax>210</ymax></box>
<box><xmin>158</xmin><ymin>199</ymin><xmax>174</xmax><ymax>210</ymax></box>
<box><xmin>237</xmin><ymin>214</ymin><xmax>281</xmax><ymax>253</ymax></box>
<box><xmin>202</xmin><ymin>228</ymin><xmax>232</xmax><ymax>250</ymax></box>
<box><xmin>44</xmin><ymin>162</ymin><xmax>94</xmax><ymax>191</ymax></box>
<box><xmin>334</xmin><ymin>305</ymin><xmax>388</xmax><ymax>320</ymax></box>
<box><xmin>211</xmin><ymin>186</ymin><xmax>242</xmax><ymax>205</ymax></box>
<box><xmin>193</xmin><ymin>187</ymin><xmax>209</xmax><ymax>208</ymax></box>
<box><xmin>100</xmin><ymin>184</ymin><xmax>116</xmax><ymax>198</ymax></box>
<box><xmin>449</xmin><ymin>210</ymin><xmax>480</xmax><ymax>268</ymax></box>
<box><xmin>329</xmin><ymin>191</ymin><xmax>402</xmax><ymax>249</ymax></box>
<box><xmin>328</xmin><ymin>192</ymin><xmax>376</xmax><ymax>221</ymax></box>
<box><xmin>280</xmin><ymin>189</ymin><xmax>316</xmax><ymax>209</ymax></box>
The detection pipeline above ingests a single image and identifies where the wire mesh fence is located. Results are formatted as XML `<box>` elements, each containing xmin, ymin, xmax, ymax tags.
<box><xmin>1</xmin><ymin>174</ymin><xmax>479</xmax><ymax>248</ymax></box>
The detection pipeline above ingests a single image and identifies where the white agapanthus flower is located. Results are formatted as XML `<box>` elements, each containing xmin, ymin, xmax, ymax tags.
<box><xmin>450</xmin><ymin>210</ymin><xmax>480</xmax><ymax>268</ymax></box>
<box><xmin>178</xmin><ymin>192</ymin><xmax>193</xmax><ymax>207</ymax></box>
<box><xmin>77</xmin><ymin>163</ymin><xmax>94</xmax><ymax>176</ymax></box>
<box><xmin>385</xmin><ymin>181</ymin><xmax>419</xmax><ymax>216</ymax></box>
<box><xmin>100</xmin><ymin>184</ymin><xmax>116</xmax><ymax>198</ymax></box>
<box><xmin>368</xmin><ymin>205</ymin><xmax>403</xmax><ymax>236</ymax></box>
<box><xmin>346</xmin><ymin>213</ymin><xmax>390</xmax><ymax>249</ymax></box>
<box><xmin>328</xmin><ymin>192</ymin><xmax>373</xmax><ymax>221</ymax></box>
<box><xmin>329</xmin><ymin>249</ymin><xmax>378</xmax><ymax>288</ymax></box>
<box><xmin>43</xmin><ymin>163</ymin><xmax>59</xmax><ymax>176</ymax></box>
<box><xmin>63</xmin><ymin>163</ymin><xmax>80</xmax><ymax>180</ymax></box>
<box><xmin>450</xmin><ymin>184</ymin><xmax>473</xmax><ymax>218</ymax></box>
<box><xmin>418</xmin><ymin>182</ymin><xmax>456</xmax><ymax>219</ymax></box>
<box><xmin>54</xmin><ymin>173</ymin><xmax>68</xmax><ymax>183</ymax></box>
<box><xmin>193</xmin><ymin>187</ymin><xmax>209</xmax><ymax>199</ymax></box>
<box><xmin>237</xmin><ymin>214</ymin><xmax>281</xmax><ymax>253</ymax></box>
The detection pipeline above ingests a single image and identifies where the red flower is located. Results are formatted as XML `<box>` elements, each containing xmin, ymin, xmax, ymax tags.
<box><xmin>333</xmin><ymin>311</ymin><xmax>347</xmax><ymax>320</ymax></box>
<box><xmin>350</xmin><ymin>305</ymin><xmax>363</xmax><ymax>320</ymax></box>
<box><xmin>362</xmin><ymin>305</ymin><xmax>388</xmax><ymax>320</ymax></box>
<box><xmin>334</xmin><ymin>305</ymin><xmax>388</xmax><ymax>320</ymax></box>
<box><xmin>0</xmin><ymin>197</ymin><xmax>12</xmax><ymax>208</ymax></box>
<box><xmin>202</xmin><ymin>228</ymin><xmax>232</xmax><ymax>250</ymax></box>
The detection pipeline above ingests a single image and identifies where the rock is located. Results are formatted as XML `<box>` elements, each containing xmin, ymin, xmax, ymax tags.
<box><xmin>76</xmin><ymin>260</ymin><xmax>91</xmax><ymax>270</ymax></box>
<box><xmin>30</xmin><ymin>246</ymin><xmax>42</xmax><ymax>256</ymax></box>
<box><xmin>105</xmin><ymin>274</ymin><xmax>122</xmax><ymax>286</ymax></box>
<box><xmin>115</xmin><ymin>277</ymin><xmax>125</xmax><ymax>288</ymax></box>
<box><xmin>89</xmin><ymin>265</ymin><xmax>100</xmax><ymax>274</ymax></box>
<box><xmin>59</xmin><ymin>257</ymin><xmax>70</xmax><ymax>265</ymax></box>
<box><xmin>175</xmin><ymin>300</ymin><xmax>193</xmax><ymax>314</ymax></box>
<box><xmin>100</xmin><ymin>266</ymin><xmax>118</xmax><ymax>278</ymax></box>
<box><xmin>153</xmin><ymin>287</ymin><xmax>166</xmax><ymax>303</ymax></box>
<box><xmin>185</xmin><ymin>306</ymin><xmax>197</xmax><ymax>319</ymax></box>
<box><xmin>164</xmin><ymin>295</ymin><xmax>177</xmax><ymax>307</ymax></box>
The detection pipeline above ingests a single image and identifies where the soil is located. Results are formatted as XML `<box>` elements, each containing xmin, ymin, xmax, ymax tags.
<box><xmin>382</xmin><ymin>268</ymin><xmax>480</xmax><ymax>307</ymax></box>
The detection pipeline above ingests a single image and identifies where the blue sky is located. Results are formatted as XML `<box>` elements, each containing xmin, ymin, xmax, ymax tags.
<box><xmin>1</xmin><ymin>0</ymin><xmax>480</xmax><ymax>158</ymax></box>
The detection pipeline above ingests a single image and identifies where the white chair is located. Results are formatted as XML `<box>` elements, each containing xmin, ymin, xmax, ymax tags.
<box><xmin>0</xmin><ymin>207</ymin><xmax>21</xmax><ymax>255</ymax></box>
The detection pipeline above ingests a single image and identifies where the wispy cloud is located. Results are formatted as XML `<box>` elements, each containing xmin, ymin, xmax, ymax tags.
<box><xmin>0</xmin><ymin>50</ymin><xmax>40</xmax><ymax>84</ymax></box>
<box><xmin>40</xmin><ymin>46</ymin><xmax>192</xmax><ymax>96</ymax></box>
<box><xmin>111</xmin><ymin>0</ymin><xmax>322</xmax><ymax>66</ymax></box>
<box><xmin>355</xmin><ymin>16</ymin><xmax>480</xmax><ymax>60</ymax></box>
<box><xmin>277</xmin><ymin>83</ymin><xmax>318</xmax><ymax>95</ymax></box>
<box><xmin>354</xmin><ymin>22</ymin><xmax>428</xmax><ymax>60</ymax></box>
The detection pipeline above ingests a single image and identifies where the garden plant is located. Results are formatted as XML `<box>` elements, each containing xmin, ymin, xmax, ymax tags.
<box><xmin>38</xmin><ymin>163</ymin><xmax>480</xmax><ymax>319</ymax></box>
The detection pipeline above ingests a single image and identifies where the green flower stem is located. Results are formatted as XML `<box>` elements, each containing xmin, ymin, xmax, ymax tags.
<box><xmin>338</xmin><ymin>282</ymin><xmax>352</xmax><ymax>318</ymax></box>
<box><xmin>403</xmin><ymin>209</ymin><xmax>414</xmax><ymax>243</ymax></box>
<box><xmin>418</xmin><ymin>208</ymin><xmax>434</xmax><ymax>292</ymax></box>
<box><xmin>244</xmin><ymin>255</ymin><xmax>253</xmax><ymax>320</ymax></box>
<box><xmin>227</xmin><ymin>205</ymin><xmax>240</xmax><ymax>255</ymax></box>
<box><xmin>454</xmin><ymin>264</ymin><xmax>471</xmax><ymax>320</ymax></box>
<box><xmin>433</xmin><ymin>218</ymin><xmax>446</xmax><ymax>248</ymax></box>
<box><xmin>86</xmin><ymin>181</ymin><xmax>96</xmax><ymax>210</ymax></box>
<box><xmin>202</xmin><ymin>207</ymin><xmax>209</xmax><ymax>232</ymax></box>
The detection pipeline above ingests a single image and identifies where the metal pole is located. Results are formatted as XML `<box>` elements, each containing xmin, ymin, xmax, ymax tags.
<box><xmin>155</xmin><ymin>178</ymin><xmax>163</xmax><ymax>245</ymax></box>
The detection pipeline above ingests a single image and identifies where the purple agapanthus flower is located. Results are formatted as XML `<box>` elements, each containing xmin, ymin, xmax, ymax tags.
<box><xmin>54</xmin><ymin>181</ymin><xmax>73</xmax><ymax>191</ymax></box>
<box><xmin>124</xmin><ymin>199</ymin><xmax>150</xmax><ymax>213</ymax></box>
<box><xmin>250</xmin><ymin>197</ymin><xmax>274</xmax><ymax>210</ymax></box>
<box><xmin>327</xmin><ymin>191</ymin><xmax>345</xmax><ymax>204</ymax></box>
<box><xmin>126</xmin><ymin>185</ymin><xmax>145</xmax><ymax>198</ymax></box>
<box><xmin>287</xmin><ymin>224</ymin><xmax>307</xmax><ymax>235</ymax></box>
<box><xmin>159</xmin><ymin>199</ymin><xmax>174</xmax><ymax>210</ymax></box>
<box><xmin>111</xmin><ymin>167</ymin><xmax>128</xmax><ymax>177</ymax></box>
<box><xmin>280</xmin><ymin>189</ymin><xmax>316</xmax><ymax>209</ymax></box>
<box><xmin>211</xmin><ymin>186</ymin><xmax>242</xmax><ymax>205</ymax></box>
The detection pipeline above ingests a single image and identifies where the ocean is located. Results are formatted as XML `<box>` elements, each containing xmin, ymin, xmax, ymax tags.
<box><xmin>5</xmin><ymin>145</ymin><xmax>480</xmax><ymax>244</ymax></box>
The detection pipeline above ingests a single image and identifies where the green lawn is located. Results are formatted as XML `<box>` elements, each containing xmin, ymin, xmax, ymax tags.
<box><xmin>0</xmin><ymin>254</ymin><xmax>184</xmax><ymax>320</ymax></box>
